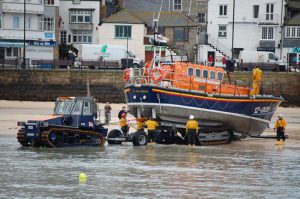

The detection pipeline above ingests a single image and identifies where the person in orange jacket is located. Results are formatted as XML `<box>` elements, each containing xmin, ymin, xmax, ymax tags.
<box><xmin>274</xmin><ymin>114</ymin><xmax>287</xmax><ymax>145</ymax></box>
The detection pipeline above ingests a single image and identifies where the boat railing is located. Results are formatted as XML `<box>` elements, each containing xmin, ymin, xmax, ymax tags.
<box><xmin>128</xmin><ymin>68</ymin><xmax>282</xmax><ymax>97</ymax></box>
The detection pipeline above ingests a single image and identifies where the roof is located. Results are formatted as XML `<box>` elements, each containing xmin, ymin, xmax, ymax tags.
<box><xmin>123</xmin><ymin>0</ymin><xmax>170</xmax><ymax>12</ymax></box>
<box><xmin>285</xmin><ymin>13</ymin><xmax>300</xmax><ymax>25</ymax></box>
<box><xmin>103</xmin><ymin>9</ymin><xmax>197</xmax><ymax>27</ymax></box>
<box><xmin>102</xmin><ymin>9</ymin><xmax>145</xmax><ymax>24</ymax></box>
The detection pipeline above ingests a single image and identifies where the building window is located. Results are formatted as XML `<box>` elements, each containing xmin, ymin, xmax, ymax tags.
<box><xmin>174</xmin><ymin>27</ymin><xmax>189</xmax><ymax>41</ymax></box>
<box><xmin>60</xmin><ymin>31</ymin><xmax>67</xmax><ymax>44</ymax></box>
<box><xmin>73</xmin><ymin>0</ymin><xmax>80</xmax><ymax>4</ymax></box>
<box><xmin>173</xmin><ymin>0</ymin><xmax>182</xmax><ymax>11</ymax></box>
<box><xmin>219</xmin><ymin>5</ymin><xmax>227</xmax><ymax>16</ymax></box>
<box><xmin>218</xmin><ymin>25</ymin><xmax>227</xmax><ymax>38</ymax></box>
<box><xmin>26</xmin><ymin>16</ymin><xmax>31</xmax><ymax>30</ymax></box>
<box><xmin>198</xmin><ymin>13</ymin><xmax>205</xmax><ymax>24</ymax></box>
<box><xmin>147</xmin><ymin>26</ymin><xmax>165</xmax><ymax>35</ymax></box>
<box><xmin>6</xmin><ymin>48</ymin><xmax>19</xmax><ymax>58</ymax></box>
<box><xmin>115</xmin><ymin>25</ymin><xmax>132</xmax><ymax>38</ymax></box>
<box><xmin>0</xmin><ymin>15</ymin><xmax>2</xmax><ymax>29</ymax></box>
<box><xmin>44</xmin><ymin>0</ymin><xmax>54</xmax><ymax>5</ymax></box>
<box><xmin>70</xmin><ymin>10</ymin><xmax>92</xmax><ymax>23</ymax></box>
<box><xmin>73</xmin><ymin>30</ymin><xmax>92</xmax><ymax>43</ymax></box>
<box><xmin>253</xmin><ymin>5</ymin><xmax>259</xmax><ymax>18</ymax></box>
<box><xmin>261</xmin><ymin>27</ymin><xmax>274</xmax><ymax>40</ymax></box>
<box><xmin>13</xmin><ymin>16</ymin><xmax>20</xmax><ymax>29</ymax></box>
<box><xmin>43</xmin><ymin>18</ymin><xmax>54</xmax><ymax>31</ymax></box>
<box><xmin>285</xmin><ymin>26</ymin><xmax>300</xmax><ymax>38</ymax></box>
<box><xmin>266</xmin><ymin>3</ymin><xmax>274</xmax><ymax>21</ymax></box>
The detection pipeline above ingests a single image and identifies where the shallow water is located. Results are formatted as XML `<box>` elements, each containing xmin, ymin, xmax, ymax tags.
<box><xmin>1</xmin><ymin>134</ymin><xmax>299</xmax><ymax>199</ymax></box>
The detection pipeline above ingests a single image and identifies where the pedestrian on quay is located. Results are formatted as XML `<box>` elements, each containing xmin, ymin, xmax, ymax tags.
<box><xmin>274</xmin><ymin>114</ymin><xmax>287</xmax><ymax>145</ymax></box>
<box><xmin>208</xmin><ymin>55</ymin><xmax>214</xmax><ymax>66</ymax></box>
<box><xmin>120</xmin><ymin>113</ymin><xmax>129</xmax><ymax>135</ymax></box>
<box><xmin>186</xmin><ymin>115</ymin><xmax>199</xmax><ymax>146</ymax></box>
<box><xmin>118</xmin><ymin>106</ymin><xmax>127</xmax><ymax>119</ymax></box>
<box><xmin>104</xmin><ymin>102</ymin><xmax>112</xmax><ymax>124</ymax></box>
<box><xmin>145</xmin><ymin>117</ymin><xmax>159</xmax><ymax>144</ymax></box>
<box><xmin>222</xmin><ymin>55</ymin><xmax>227</xmax><ymax>67</ymax></box>
<box><xmin>250</xmin><ymin>65</ymin><xmax>262</xmax><ymax>96</ymax></box>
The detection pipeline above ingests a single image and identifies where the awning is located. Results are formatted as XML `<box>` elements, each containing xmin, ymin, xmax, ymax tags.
<box><xmin>0</xmin><ymin>41</ymin><xmax>27</xmax><ymax>48</ymax></box>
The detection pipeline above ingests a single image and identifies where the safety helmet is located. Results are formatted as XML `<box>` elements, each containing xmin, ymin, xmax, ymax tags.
<box><xmin>189</xmin><ymin>115</ymin><xmax>194</xmax><ymax>120</ymax></box>
<box><xmin>278</xmin><ymin>114</ymin><xmax>283</xmax><ymax>118</ymax></box>
<box><xmin>121</xmin><ymin>113</ymin><xmax>127</xmax><ymax>117</ymax></box>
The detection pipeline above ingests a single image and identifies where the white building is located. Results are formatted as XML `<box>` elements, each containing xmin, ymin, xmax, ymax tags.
<box><xmin>59</xmin><ymin>0</ymin><xmax>101</xmax><ymax>49</ymax></box>
<box><xmin>0</xmin><ymin>0</ymin><xmax>59</xmax><ymax>61</ymax></box>
<box><xmin>98</xmin><ymin>9</ymin><xmax>145</xmax><ymax>61</ymax></box>
<box><xmin>199</xmin><ymin>0</ymin><xmax>285</xmax><ymax>64</ymax></box>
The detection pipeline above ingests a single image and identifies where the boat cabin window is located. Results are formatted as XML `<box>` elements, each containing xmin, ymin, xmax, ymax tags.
<box><xmin>195</xmin><ymin>68</ymin><xmax>201</xmax><ymax>77</ymax></box>
<box><xmin>72</xmin><ymin>100</ymin><xmax>83</xmax><ymax>115</ymax></box>
<box><xmin>203</xmin><ymin>70</ymin><xmax>208</xmax><ymax>79</ymax></box>
<box><xmin>217</xmin><ymin>72</ymin><xmax>224</xmax><ymax>81</ymax></box>
<box><xmin>210</xmin><ymin>71</ymin><xmax>215</xmax><ymax>80</ymax></box>
<box><xmin>187</xmin><ymin>67</ymin><xmax>194</xmax><ymax>76</ymax></box>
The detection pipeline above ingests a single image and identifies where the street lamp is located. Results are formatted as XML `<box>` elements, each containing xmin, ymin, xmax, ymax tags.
<box><xmin>231</xmin><ymin>0</ymin><xmax>235</xmax><ymax>61</ymax></box>
<box><xmin>23</xmin><ymin>0</ymin><xmax>26</xmax><ymax>68</ymax></box>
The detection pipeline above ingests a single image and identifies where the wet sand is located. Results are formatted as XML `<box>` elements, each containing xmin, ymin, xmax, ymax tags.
<box><xmin>0</xmin><ymin>100</ymin><xmax>299</xmax><ymax>140</ymax></box>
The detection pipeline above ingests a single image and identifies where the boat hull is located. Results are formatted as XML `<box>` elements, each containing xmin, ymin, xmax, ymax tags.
<box><xmin>124</xmin><ymin>85</ymin><xmax>283</xmax><ymax>137</ymax></box>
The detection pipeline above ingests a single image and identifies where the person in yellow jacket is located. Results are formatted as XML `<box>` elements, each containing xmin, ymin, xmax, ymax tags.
<box><xmin>274</xmin><ymin>114</ymin><xmax>287</xmax><ymax>145</ymax></box>
<box><xmin>120</xmin><ymin>113</ymin><xmax>128</xmax><ymax>135</ymax></box>
<box><xmin>250</xmin><ymin>65</ymin><xmax>263</xmax><ymax>95</ymax></box>
<box><xmin>137</xmin><ymin>116</ymin><xmax>147</xmax><ymax>131</ymax></box>
<box><xmin>145</xmin><ymin>117</ymin><xmax>159</xmax><ymax>144</ymax></box>
<box><xmin>186</xmin><ymin>115</ymin><xmax>199</xmax><ymax>146</ymax></box>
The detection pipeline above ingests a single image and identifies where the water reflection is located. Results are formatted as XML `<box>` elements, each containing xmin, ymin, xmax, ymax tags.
<box><xmin>1</xmin><ymin>136</ymin><xmax>300</xmax><ymax>198</ymax></box>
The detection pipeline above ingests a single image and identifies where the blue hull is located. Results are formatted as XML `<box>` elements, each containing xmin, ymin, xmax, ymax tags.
<box><xmin>124</xmin><ymin>85</ymin><xmax>283</xmax><ymax>136</ymax></box>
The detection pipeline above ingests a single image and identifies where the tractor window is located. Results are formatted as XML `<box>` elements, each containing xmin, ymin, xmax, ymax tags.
<box><xmin>82</xmin><ymin>101</ymin><xmax>92</xmax><ymax>116</ymax></box>
<box><xmin>55</xmin><ymin>101</ymin><xmax>66</xmax><ymax>115</ymax></box>
<box><xmin>72</xmin><ymin>100</ymin><xmax>83</xmax><ymax>115</ymax></box>
<box><xmin>64</xmin><ymin>101</ymin><xmax>74</xmax><ymax>114</ymax></box>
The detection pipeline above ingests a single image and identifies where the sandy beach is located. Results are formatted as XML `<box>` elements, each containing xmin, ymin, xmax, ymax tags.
<box><xmin>0</xmin><ymin>100</ymin><xmax>299</xmax><ymax>140</ymax></box>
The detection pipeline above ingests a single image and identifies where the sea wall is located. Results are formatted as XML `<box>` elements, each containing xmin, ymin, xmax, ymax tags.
<box><xmin>0</xmin><ymin>70</ymin><xmax>299</xmax><ymax>105</ymax></box>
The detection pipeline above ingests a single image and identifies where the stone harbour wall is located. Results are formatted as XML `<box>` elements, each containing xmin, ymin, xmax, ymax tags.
<box><xmin>0</xmin><ymin>70</ymin><xmax>299</xmax><ymax>106</ymax></box>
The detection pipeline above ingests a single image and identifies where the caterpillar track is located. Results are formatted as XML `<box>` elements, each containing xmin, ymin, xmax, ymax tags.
<box><xmin>40</xmin><ymin>128</ymin><xmax>105</xmax><ymax>148</ymax></box>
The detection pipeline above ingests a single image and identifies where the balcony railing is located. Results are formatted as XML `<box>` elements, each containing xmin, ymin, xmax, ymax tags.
<box><xmin>1</xmin><ymin>0</ymin><xmax>44</xmax><ymax>14</ymax></box>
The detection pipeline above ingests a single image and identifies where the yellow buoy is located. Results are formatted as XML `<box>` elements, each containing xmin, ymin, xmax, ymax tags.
<box><xmin>79</xmin><ymin>172</ymin><xmax>87</xmax><ymax>183</ymax></box>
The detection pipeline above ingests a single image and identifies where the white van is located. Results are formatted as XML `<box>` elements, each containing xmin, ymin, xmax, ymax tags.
<box><xmin>239</xmin><ymin>51</ymin><xmax>286</xmax><ymax>71</ymax></box>
<box><xmin>77</xmin><ymin>44</ymin><xmax>142</xmax><ymax>68</ymax></box>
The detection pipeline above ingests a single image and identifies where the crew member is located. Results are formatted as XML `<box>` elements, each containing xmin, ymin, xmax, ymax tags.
<box><xmin>186</xmin><ymin>115</ymin><xmax>199</xmax><ymax>146</ymax></box>
<box><xmin>120</xmin><ymin>113</ymin><xmax>128</xmax><ymax>135</ymax></box>
<box><xmin>137</xmin><ymin>116</ymin><xmax>147</xmax><ymax>131</ymax></box>
<box><xmin>250</xmin><ymin>65</ymin><xmax>263</xmax><ymax>95</ymax></box>
<box><xmin>222</xmin><ymin>55</ymin><xmax>227</xmax><ymax>67</ymax></box>
<box><xmin>274</xmin><ymin>114</ymin><xmax>287</xmax><ymax>145</ymax></box>
<box><xmin>145</xmin><ymin>117</ymin><xmax>159</xmax><ymax>144</ymax></box>
<box><xmin>118</xmin><ymin>106</ymin><xmax>127</xmax><ymax>119</ymax></box>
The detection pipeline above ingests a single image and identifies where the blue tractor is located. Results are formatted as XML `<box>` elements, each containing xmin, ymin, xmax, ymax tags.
<box><xmin>17</xmin><ymin>96</ymin><xmax>108</xmax><ymax>147</ymax></box>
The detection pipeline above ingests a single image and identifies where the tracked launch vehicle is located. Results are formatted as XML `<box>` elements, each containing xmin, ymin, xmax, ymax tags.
<box><xmin>17</xmin><ymin>96</ymin><xmax>107</xmax><ymax>147</ymax></box>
